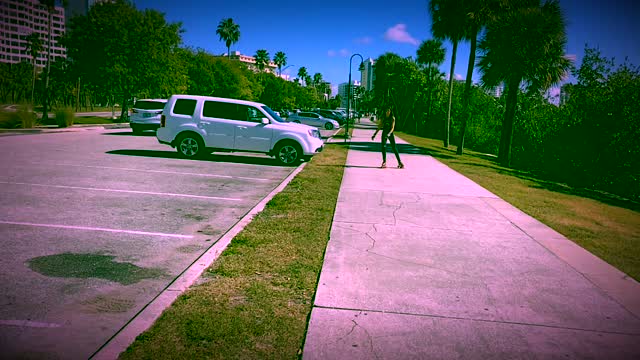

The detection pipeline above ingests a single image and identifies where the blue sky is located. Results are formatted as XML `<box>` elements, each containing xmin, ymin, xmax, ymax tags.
<box><xmin>133</xmin><ymin>0</ymin><xmax>639</xmax><ymax>94</ymax></box>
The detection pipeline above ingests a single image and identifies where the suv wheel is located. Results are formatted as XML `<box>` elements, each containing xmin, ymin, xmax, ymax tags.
<box><xmin>176</xmin><ymin>133</ymin><xmax>204</xmax><ymax>159</ymax></box>
<box><xmin>275</xmin><ymin>142</ymin><xmax>301</xmax><ymax>166</ymax></box>
<box><xmin>324</xmin><ymin>122</ymin><xmax>334</xmax><ymax>130</ymax></box>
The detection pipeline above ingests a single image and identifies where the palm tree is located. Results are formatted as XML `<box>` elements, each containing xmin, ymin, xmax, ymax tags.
<box><xmin>478</xmin><ymin>0</ymin><xmax>572</xmax><ymax>166</ymax></box>
<box><xmin>254</xmin><ymin>49</ymin><xmax>270</xmax><ymax>72</ymax></box>
<box><xmin>297</xmin><ymin>67</ymin><xmax>308</xmax><ymax>86</ymax></box>
<box><xmin>429</xmin><ymin>0</ymin><xmax>467</xmax><ymax>148</ymax></box>
<box><xmin>312</xmin><ymin>73</ymin><xmax>323</xmax><ymax>88</ymax></box>
<box><xmin>216</xmin><ymin>18</ymin><xmax>240</xmax><ymax>59</ymax></box>
<box><xmin>38</xmin><ymin>0</ymin><xmax>61</xmax><ymax>121</ymax></box>
<box><xmin>24</xmin><ymin>32</ymin><xmax>43</xmax><ymax>105</ymax></box>
<box><xmin>456</xmin><ymin>0</ymin><xmax>502</xmax><ymax>155</ymax></box>
<box><xmin>416</xmin><ymin>39</ymin><xmax>446</xmax><ymax>134</ymax></box>
<box><xmin>273</xmin><ymin>51</ymin><xmax>287</xmax><ymax>76</ymax></box>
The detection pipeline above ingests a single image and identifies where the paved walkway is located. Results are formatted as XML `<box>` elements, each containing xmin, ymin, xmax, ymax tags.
<box><xmin>303</xmin><ymin>119</ymin><xmax>640</xmax><ymax>359</ymax></box>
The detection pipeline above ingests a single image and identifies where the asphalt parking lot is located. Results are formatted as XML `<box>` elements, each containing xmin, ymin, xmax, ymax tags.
<box><xmin>0</xmin><ymin>128</ymin><xmax>314</xmax><ymax>358</ymax></box>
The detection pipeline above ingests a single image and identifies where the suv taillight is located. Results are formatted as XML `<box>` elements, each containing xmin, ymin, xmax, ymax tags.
<box><xmin>160</xmin><ymin>114</ymin><xmax>166</xmax><ymax>127</ymax></box>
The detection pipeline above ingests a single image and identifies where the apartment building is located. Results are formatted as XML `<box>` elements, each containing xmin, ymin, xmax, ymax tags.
<box><xmin>0</xmin><ymin>0</ymin><xmax>66</xmax><ymax>66</ymax></box>
<box><xmin>361</xmin><ymin>58</ymin><xmax>375</xmax><ymax>92</ymax></box>
<box><xmin>338</xmin><ymin>80</ymin><xmax>361</xmax><ymax>109</ymax></box>
<box><xmin>225</xmin><ymin>51</ymin><xmax>278</xmax><ymax>73</ymax></box>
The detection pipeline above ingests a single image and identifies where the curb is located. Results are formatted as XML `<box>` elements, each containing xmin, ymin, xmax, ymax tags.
<box><xmin>91</xmin><ymin>162</ymin><xmax>308</xmax><ymax>360</ymax></box>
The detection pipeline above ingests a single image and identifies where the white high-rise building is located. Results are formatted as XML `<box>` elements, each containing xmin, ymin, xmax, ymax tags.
<box><xmin>0</xmin><ymin>0</ymin><xmax>66</xmax><ymax>66</ymax></box>
<box><xmin>361</xmin><ymin>58</ymin><xmax>375</xmax><ymax>92</ymax></box>
<box><xmin>338</xmin><ymin>80</ymin><xmax>361</xmax><ymax>109</ymax></box>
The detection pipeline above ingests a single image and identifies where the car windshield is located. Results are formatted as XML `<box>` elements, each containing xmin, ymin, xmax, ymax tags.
<box><xmin>261</xmin><ymin>106</ymin><xmax>285</xmax><ymax>123</ymax></box>
<box><xmin>134</xmin><ymin>100</ymin><xmax>166</xmax><ymax>110</ymax></box>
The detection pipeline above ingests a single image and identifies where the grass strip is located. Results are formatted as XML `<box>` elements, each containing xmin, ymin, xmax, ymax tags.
<box><xmin>121</xmin><ymin>144</ymin><xmax>348</xmax><ymax>359</ymax></box>
<box><xmin>397</xmin><ymin>132</ymin><xmax>640</xmax><ymax>280</ymax></box>
<box><xmin>73</xmin><ymin>116</ymin><xmax>118</xmax><ymax>124</ymax></box>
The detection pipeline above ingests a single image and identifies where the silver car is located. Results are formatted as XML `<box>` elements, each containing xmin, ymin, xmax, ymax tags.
<box><xmin>287</xmin><ymin>111</ymin><xmax>340</xmax><ymax>130</ymax></box>
<box><xmin>130</xmin><ymin>99</ymin><xmax>167</xmax><ymax>134</ymax></box>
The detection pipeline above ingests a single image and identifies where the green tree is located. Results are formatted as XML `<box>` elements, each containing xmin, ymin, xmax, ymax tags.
<box><xmin>64</xmin><ymin>0</ymin><xmax>184</xmax><ymax>120</ymax></box>
<box><xmin>416</xmin><ymin>39</ymin><xmax>446</xmax><ymax>133</ymax></box>
<box><xmin>24</xmin><ymin>32</ymin><xmax>43</xmax><ymax>105</ymax></box>
<box><xmin>297</xmin><ymin>67</ymin><xmax>308</xmax><ymax>86</ymax></box>
<box><xmin>478</xmin><ymin>0</ymin><xmax>572</xmax><ymax>166</ymax></box>
<box><xmin>254</xmin><ymin>49</ymin><xmax>270</xmax><ymax>72</ymax></box>
<box><xmin>38</xmin><ymin>0</ymin><xmax>67</xmax><ymax>121</ymax></box>
<box><xmin>216</xmin><ymin>18</ymin><xmax>240</xmax><ymax>59</ymax></box>
<box><xmin>429</xmin><ymin>0</ymin><xmax>467</xmax><ymax>147</ymax></box>
<box><xmin>273</xmin><ymin>51</ymin><xmax>287</xmax><ymax>76</ymax></box>
<box><xmin>457</xmin><ymin>0</ymin><xmax>502</xmax><ymax>155</ymax></box>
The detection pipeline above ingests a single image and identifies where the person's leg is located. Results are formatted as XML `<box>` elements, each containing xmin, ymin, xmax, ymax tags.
<box><xmin>381</xmin><ymin>131</ymin><xmax>388</xmax><ymax>167</ymax></box>
<box><xmin>388</xmin><ymin>133</ymin><xmax>403</xmax><ymax>168</ymax></box>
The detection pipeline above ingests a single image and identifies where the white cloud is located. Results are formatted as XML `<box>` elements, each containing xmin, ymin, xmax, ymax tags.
<box><xmin>328</xmin><ymin>50</ymin><xmax>337</xmax><ymax>57</ymax></box>
<box><xmin>339</xmin><ymin>49</ymin><xmax>350</xmax><ymax>57</ymax></box>
<box><xmin>455</xmin><ymin>73</ymin><xmax>464</xmax><ymax>80</ymax></box>
<box><xmin>354</xmin><ymin>36</ymin><xmax>373</xmax><ymax>45</ymax></box>
<box><xmin>384</xmin><ymin>24</ymin><xmax>419</xmax><ymax>46</ymax></box>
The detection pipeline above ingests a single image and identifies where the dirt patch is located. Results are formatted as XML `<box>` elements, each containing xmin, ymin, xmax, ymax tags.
<box><xmin>83</xmin><ymin>295</ymin><xmax>136</xmax><ymax>313</ymax></box>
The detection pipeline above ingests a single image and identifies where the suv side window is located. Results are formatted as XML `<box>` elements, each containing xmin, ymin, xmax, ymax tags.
<box><xmin>173</xmin><ymin>99</ymin><xmax>197</xmax><ymax>116</ymax></box>
<box><xmin>203</xmin><ymin>101</ymin><xmax>236</xmax><ymax>119</ymax></box>
<box><xmin>237</xmin><ymin>105</ymin><xmax>263</xmax><ymax>123</ymax></box>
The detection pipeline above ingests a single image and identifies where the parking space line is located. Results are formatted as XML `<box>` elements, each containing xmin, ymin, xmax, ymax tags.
<box><xmin>0</xmin><ymin>320</ymin><xmax>63</xmax><ymax>328</ymax></box>
<box><xmin>32</xmin><ymin>163</ymin><xmax>272</xmax><ymax>181</ymax></box>
<box><xmin>0</xmin><ymin>181</ymin><xmax>243</xmax><ymax>201</ymax></box>
<box><xmin>0</xmin><ymin>220</ymin><xmax>193</xmax><ymax>238</ymax></box>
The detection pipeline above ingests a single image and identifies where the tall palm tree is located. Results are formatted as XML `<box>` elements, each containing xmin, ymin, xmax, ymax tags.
<box><xmin>24</xmin><ymin>32</ymin><xmax>43</xmax><ymax>105</ymax></box>
<box><xmin>38</xmin><ymin>0</ymin><xmax>62</xmax><ymax>121</ymax></box>
<box><xmin>456</xmin><ymin>0</ymin><xmax>502</xmax><ymax>155</ymax></box>
<box><xmin>273</xmin><ymin>51</ymin><xmax>287</xmax><ymax>76</ymax></box>
<box><xmin>429</xmin><ymin>0</ymin><xmax>467</xmax><ymax>148</ymax></box>
<box><xmin>416</xmin><ymin>39</ymin><xmax>446</xmax><ymax>134</ymax></box>
<box><xmin>254</xmin><ymin>49</ymin><xmax>270</xmax><ymax>72</ymax></box>
<box><xmin>478</xmin><ymin>0</ymin><xmax>572</xmax><ymax>166</ymax></box>
<box><xmin>216</xmin><ymin>18</ymin><xmax>240</xmax><ymax>59</ymax></box>
<box><xmin>297</xmin><ymin>67</ymin><xmax>308</xmax><ymax>86</ymax></box>
<box><xmin>312</xmin><ymin>73</ymin><xmax>323</xmax><ymax>87</ymax></box>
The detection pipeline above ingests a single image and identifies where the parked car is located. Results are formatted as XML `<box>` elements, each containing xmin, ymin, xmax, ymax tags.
<box><xmin>286</xmin><ymin>111</ymin><xmax>340</xmax><ymax>130</ymax></box>
<box><xmin>315</xmin><ymin>109</ymin><xmax>346</xmax><ymax>126</ymax></box>
<box><xmin>156</xmin><ymin>95</ymin><xmax>324</xmax><ymax>165</ymax></box>
<box><xmin>130</xmin><ymin>99</ymin><xmax>167</xmax><ymax>134</ymax></box>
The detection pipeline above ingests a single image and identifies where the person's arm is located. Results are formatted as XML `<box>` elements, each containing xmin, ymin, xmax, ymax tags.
<box><xmin>371</xmin><ymin>128</ymin><xmax>379</xmax><ymax>140</ymax></box>
<box><xmin>371</xmin><ymin>116</ymin><xmax>382</xmax><ymax>140</ymax></box>
<box><xmin>389</xmin><ymin>116</ymin><xmax>396</xmax><ymax>134</ymax></box>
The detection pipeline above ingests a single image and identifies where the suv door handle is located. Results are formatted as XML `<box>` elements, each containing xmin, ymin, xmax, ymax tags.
<box><xmin>237</xmin><ymin>126</ymin><xmax>247</xmax><ymax>129</ymax></box>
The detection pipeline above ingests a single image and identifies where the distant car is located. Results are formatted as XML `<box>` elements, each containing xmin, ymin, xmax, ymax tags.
<box><xmin>315</xmin><ymin>109</ymin><xmax>346</xmax><ymax>126</ymax></box>
<box><xmin>287</xmin><ymin>111</ymin><xmax>340</xmax><ymax>130</ymax></box>
<box><xmin>130</xmin><ymin>99</ymin><xmax>167</xmax><ymax>134</ymax></box>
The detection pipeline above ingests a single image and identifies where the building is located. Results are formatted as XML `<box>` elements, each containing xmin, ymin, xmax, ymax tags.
<box><xmin>361</xmin><ymin>58</ymin><xmax>375</xmax><ymax>92</ymax></box>
<box><xmin>338</xmin><ymin>80</ymin><xmax>361</xmax><ymax>109</ymax></box>
<box><xmin>0</xmin><ymin>0</ymin><xmax>66</xmax><ymax>66</ymax></box>
<box><xmin>224</xmin><ymin>51</ymin><xmax>278</xmax><ymax>74</ymax></box>
<box><xmin>65</xmin><ymin>0</ymin><xmax>111</xmax><ymax>23</ymax></box>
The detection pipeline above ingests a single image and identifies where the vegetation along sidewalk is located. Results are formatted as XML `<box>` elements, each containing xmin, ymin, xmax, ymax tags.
<box><xmin>120</xmin><ymin>144</ymin><xmax>348</xmax><ymax>359</ymax></box>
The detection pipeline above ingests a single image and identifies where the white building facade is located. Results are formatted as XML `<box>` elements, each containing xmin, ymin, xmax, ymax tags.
<box><xmin>338</xmin><ymin>80</ymin><xmax>361</xmax><ymax>109</ymax></box>
<box><xmin>361</xmin><ymin>58</ymin><xmax>375</xmax><ymax>92</ymax></box>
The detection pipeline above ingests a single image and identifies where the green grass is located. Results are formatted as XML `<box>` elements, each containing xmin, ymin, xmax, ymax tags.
<box><xmin>121</xmin><ymin>144</ymin><xmax>348</xmax><ymax>359</ymax></box>
<box><xmin>28</xmin><ymin>253</ymin><xmax>166</xmax><ymax>285</ymax></box>
<box><xmin>397</xmin><ymin>132</ymin><xmax>640</xmax><ymax>280</ymax></box>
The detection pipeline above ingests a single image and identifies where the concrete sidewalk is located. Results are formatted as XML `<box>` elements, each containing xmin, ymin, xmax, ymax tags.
<box><xmin>303</xmin><ymin>118</ymin><xmax>640</xmax><ymax>359</ymax></box>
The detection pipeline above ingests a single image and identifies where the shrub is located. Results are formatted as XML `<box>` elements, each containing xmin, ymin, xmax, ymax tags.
<box><xmin>0</xmin><ymin>105</ymin><xmax>37</xmax><ymax>129</ymax></box>
<box><xmin>55</xmin><ymin>107</ymin><xmax>75</xmax><ymax>128</ymax></box>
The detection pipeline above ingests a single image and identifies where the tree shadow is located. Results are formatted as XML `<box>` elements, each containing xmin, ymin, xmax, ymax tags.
<box><xmin>106</xmin><ymin>149</ymin><xmax>286</xmax><ymax>167</ymax></box>
<box><xmin>102</xmin><ymin>131</ymin><xmax>155</xmax><ymax>137</ymax></box>
<box><xmin>461</xmin><ymin>161</ymin><xmax>640</xmax><ymax>212</ymax></box>
<box><xmin>332</xmin><ymin>141</ymin><xmax>453</xmax><ymax>158</ymax></box>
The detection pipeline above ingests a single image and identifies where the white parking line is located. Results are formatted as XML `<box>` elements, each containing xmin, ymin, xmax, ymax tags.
<box><xmin>33</xmin><ymin>163</ymin><xmax>272</xmax><ymax>181</ymax></box>
<box><xmin>0</xmin><ymin>221</ymin><xmax>193</xmax><ymax>239</ymax></box>
<box><xmin>0</xmin><ymin>181</ymin><xmax>243</xmax><ymax>201</ymax></box>
<box><xmin>0</xmin><ymin>320</ymin><xmax>63</xmax><ymax>328</ymax></box>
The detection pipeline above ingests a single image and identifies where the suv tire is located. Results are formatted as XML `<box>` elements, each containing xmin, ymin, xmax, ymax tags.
<box><xmin>176</xmin><ymin>133</ymin><xmax>205</xmax><ymax>159</ymax></box>
<box><xmin>275</xmin><ymin>141</ymin><xmax>302</xmax><ymax>166</ymax></box>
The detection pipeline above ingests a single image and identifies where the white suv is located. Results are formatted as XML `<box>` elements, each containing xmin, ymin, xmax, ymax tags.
<box><xmin>156</xmin><ymin>95</ymin><xmax>325</xmax><ymax>165</ymax></box>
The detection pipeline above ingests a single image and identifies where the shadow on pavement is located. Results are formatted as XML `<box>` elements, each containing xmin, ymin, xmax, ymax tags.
<box><xmin>106</xmin><ymin>149</ymin><xmax>285</xmax><ymax>167</ymax></box>
<box><xmin>103</xmin><ymin>131</ymin><xmax>155</xmax><ymax>137</ymax></box>
<box><xmin>333</xmin><ymin>141</ymin><xmax>435</xmax><ymax>157</ymax></box>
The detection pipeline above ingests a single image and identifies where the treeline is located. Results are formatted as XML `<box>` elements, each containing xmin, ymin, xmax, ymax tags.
<box><xmin>0</xmin><ymin>0</ymin><xmax>333</xmax><ymax>118</ymax></box>
<box><xmin>368</xmin><ymin>46</ymin><xmax>639</xmax><ymax>201</ymax></box>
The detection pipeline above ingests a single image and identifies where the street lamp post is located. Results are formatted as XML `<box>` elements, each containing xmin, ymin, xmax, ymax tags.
<box><xmin>345</xmin><ymin>53</ymin><xmax>363</xmax><ymax>140</ymax></box>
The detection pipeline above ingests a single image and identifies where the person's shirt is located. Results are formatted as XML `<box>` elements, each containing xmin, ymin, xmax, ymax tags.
<box><xmin>378</xmin><ymin>114</ymin><xmax>394</xmax><ymax>132</ymax></box>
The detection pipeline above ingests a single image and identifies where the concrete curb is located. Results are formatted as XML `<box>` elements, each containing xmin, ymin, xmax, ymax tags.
<box><xmin>0</xmin><ymin>124</ymin><xmax>130</xmax><ymax>136</ymax></box>
<box><xmin>91</xmin><ymin>162</ymin><xmax>308</xmax><ymax>359</ymax></box>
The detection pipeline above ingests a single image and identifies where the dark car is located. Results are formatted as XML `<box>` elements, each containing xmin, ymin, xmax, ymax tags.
<box><xmin>315</xmin><ymin>109</ymin><xmax>346</xmax><ymax>125</ymax></box>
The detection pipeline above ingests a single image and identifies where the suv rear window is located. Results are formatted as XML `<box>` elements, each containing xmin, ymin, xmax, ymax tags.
<box><xmin>133</xmin><ymin>100</ymin><xmax>166</xmax><ymax>110</ymax></box>
<box><xmin>173</xmin><ymin>99</ymin><xmax>197</xmax><ymax>116</ymax></box>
